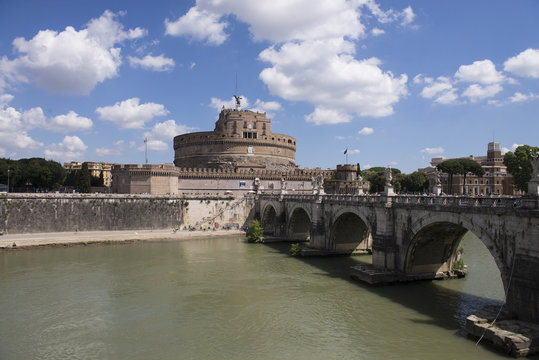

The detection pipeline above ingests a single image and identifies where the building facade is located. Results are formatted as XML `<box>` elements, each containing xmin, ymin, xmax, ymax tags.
<box><xmin>111</xmin><ymin>164</ymin><xmax>180</xmax><ymax>195</ymax></box>
<box><xmin>64</xmin><ymin>161</ymin><xmax>114</xmax><ymax>187</ymax></box>
<box><xmin>422</xmin><ymin>142</ymin><xmax>515</xmax><ymax>195</ymax></box>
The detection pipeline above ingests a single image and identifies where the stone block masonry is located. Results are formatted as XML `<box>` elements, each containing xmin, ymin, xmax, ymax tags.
<box><xmin>0</xmin><ymin>193</ymin><xmax>256</xmax><ymax>235</ymax></box>
<box><xmin>1</xmin><ymin>194</ymin><xmax>184</xmax><ymax>234</ymax></box>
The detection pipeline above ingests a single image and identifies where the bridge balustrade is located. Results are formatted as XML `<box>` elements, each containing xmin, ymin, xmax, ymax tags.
<box><xmin>258</xmin><ymin>193</ymin><xmax>525</xmax><ymax>209</ymax></box>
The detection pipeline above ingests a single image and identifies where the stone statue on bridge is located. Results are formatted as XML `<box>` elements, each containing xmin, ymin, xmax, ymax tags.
<box><xmin>311</xmin><ymin>173</ymin><xmax>325</xmax><ymax>195</ymax></box>
<box><xmin>385</xmin><ymin>165</ymin><xmax>392</xmax><ymax>186</ymax></box>
<box><xmin>431</xmin><ymin>169</ymin><xmax>442</xmax><ymax>196</ymax></box>
<box><xmin>384</xmin><ymin>165</ymin><xmax>395</xmax><ymax>196</ymax></box>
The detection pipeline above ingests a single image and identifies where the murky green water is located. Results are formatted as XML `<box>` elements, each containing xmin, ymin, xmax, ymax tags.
<box><xmin>0</xmin><ymin>232</ymin><xmax>530</xmax><ymax>360</ymax></box>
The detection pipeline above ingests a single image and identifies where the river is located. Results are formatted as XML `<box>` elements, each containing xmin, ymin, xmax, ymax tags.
<box><xmin>0</xmin><ymin>232</ymin><xmax>532</xmax><ymax>360</ymax></box>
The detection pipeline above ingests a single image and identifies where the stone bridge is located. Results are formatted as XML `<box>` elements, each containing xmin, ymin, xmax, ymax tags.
<box><xmin>257</xmin><ymin>193</ymin><xmax>539</xmax><ymax>322</ymax></box>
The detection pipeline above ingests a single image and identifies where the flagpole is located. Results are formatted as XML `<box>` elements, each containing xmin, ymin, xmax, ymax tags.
<box><xmin>144</xmin><ymin>138</ymin><xmax>148</xmax><ymax>164</ymax></box>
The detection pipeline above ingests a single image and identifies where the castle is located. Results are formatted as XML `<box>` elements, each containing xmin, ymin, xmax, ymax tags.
<box><xmin>111</xmin><ymin>100</ymin><xmax>355</xmax><ymax>196</ymax></box>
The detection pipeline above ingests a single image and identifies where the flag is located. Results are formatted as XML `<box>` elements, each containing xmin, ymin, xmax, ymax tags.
<box><xmin>344</xmin><ymin>148</ymin><xmax>348</xmax><ymax>154</ymax></box>
<box><xmin>144</xmin><ymin>138</ymin><xmax>147</xmax><ymax>143</ymax></box>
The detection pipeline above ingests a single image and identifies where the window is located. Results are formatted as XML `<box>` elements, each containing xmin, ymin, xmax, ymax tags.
<box><xmin>243</xmin><ymin>131</ymin><xmax>257</xmax><ymax>139</ymax></box>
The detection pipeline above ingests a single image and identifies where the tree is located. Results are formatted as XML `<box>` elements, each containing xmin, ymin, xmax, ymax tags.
<box><xmin>437</xmin><ymin>158</ymin><xmax>484</xmax><ymax>195</ymax></box>
<box><xmin>2</xmin><ymin>158</ymin><xmax>65</xmax><ymax>191</ymax></box>
<box><xmin>504</xmin><ymin>145</ymin><xmax>539</xmax><ymax>192</ymax></box>
<box><xmin>400</xmin><ymin>171</ymin><xmax>429</xmax><ymax>193</ymax></box>
<box><xmin>361</xmin><ymin>167</ymin><xmax>401</xmax><ymax>193</ymax></box>
<box><xmin>78</xmin><ymin>162</ymin><xmax>91</xmax><ymax>193</ymax></box>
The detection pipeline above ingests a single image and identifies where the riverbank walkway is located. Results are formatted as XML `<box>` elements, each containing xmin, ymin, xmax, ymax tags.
<box><xmin>0</xmin><ymin>229</ymin><xmax>245</xmax><ymax>249</ymax></box>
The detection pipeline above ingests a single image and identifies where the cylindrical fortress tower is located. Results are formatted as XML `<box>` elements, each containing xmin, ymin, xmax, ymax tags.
<box><xmin>173</xmin><ymin>108</ymin><xmax>296</xmax><ymax>171</ymax></box>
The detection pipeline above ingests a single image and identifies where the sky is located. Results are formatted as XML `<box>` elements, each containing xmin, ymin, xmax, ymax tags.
<box><xmin>0</xmin><ymin>0</ymin><xmax>538</xmax><ymax>173</ymax></box>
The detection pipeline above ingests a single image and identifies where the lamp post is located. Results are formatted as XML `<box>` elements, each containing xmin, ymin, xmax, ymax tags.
<box><xmin>7</xmin><ymin>168</ymin><xmax>11</xmax><ymax>193</ymax></box>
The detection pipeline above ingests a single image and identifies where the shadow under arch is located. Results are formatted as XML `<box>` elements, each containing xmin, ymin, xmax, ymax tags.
<box><xmin>261</xmin><ymin>204</ymin><xmax>277</xmax><ymax>236</ymax></box>
<box><xmin>287</xmin><ymin>206</ymin><xmax>311</xmax><ymax>241</ymax></box>
<box><xmin>405</xmin><ymin>217</ymin><xmax>508</xmax><ymax>292</ymax></box>
<box><xmin>329</xmin><ymin>211</ymin><xmax>372</xmax><ymax>254</ymax></box>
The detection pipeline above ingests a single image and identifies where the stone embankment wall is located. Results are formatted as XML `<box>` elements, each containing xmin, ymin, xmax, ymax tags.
<box><xmin>0</xmin><ymin>194</ymin><xmax>255</xmax><ymax>235</ymax></box>
<box><xmin>181</xmin><ymin>196</ymin><xmax>256</xmax><ymax>229</ymax></box>
<box><xmin>0</xmin><ymin>194</ymin><xmax>184</xmax><ymax>234</ymax></box>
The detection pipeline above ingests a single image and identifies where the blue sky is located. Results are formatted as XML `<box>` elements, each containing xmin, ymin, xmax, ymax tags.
<box><xmin>1</xmin><ymin>0</ymin><xmax>538</xmax><ymax>173</ymax></box>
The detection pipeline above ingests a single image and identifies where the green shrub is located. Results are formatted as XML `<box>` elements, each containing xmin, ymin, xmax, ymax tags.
<box><xmin>290</xmin><ymin>243</ymin><xmax>302</xmax><ymax>256</ymax></box>
<box><xmin>453</xmin><ymin>258</ymin><xmax>465</xmax><ymax>270</ymax></box>
<box><xmin>247</xmin><ymin>220</ymin><xmax>264</xmax><ymax>243</ymax></box>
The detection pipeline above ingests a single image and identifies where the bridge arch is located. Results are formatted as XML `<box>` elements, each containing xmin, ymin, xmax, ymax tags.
<box><xmin>329</xmin><ymin>209</ymin><xmax>372</xmax><ymax>254</ymax></box>
<box><xmin>287</xmin><ymin>205</ymin><xmax>312</xmax><ymax>241</ymax></box>
<box><xmin>405</xmin><ymin>213</ymin><xmax>508</xmax><ymax>289</ymax></box>
<box><xmin>261</xmin><ymin>203</ymin><xmax>278</xmax><ymax>236</ymax></box>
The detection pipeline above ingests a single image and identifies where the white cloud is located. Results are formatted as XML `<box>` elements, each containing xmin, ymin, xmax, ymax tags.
<box><xmin>1</xmin><ymin>10</ymin><xmax>146</xmax><ymax>94</ymax></box>
<box><xmin>455</xmin><ymin>59</ymin><xmax>504</xmax><ymax>85</ymax></box>
<box><xmin>190</xmin><ymin>62</ymin><xmax>196</xmax><ymax>70</ymax></box>
<box><xmin>96</xmin><ymin>140</ymin><xmax>125</xmax><ymax>157</ymax></box>
<box><xmin>361</xmin><ymin>0</ymin><xmax>415</xmax><ymax>27</ymax></box>
<box><xmin>128</xmin><ymin>54</ymin><xmax>175</xmax><ymax>72</ymax></box>
<box><xmin>252</xmin><ymin>99</ymin><xmax>282</xmax><ymax>112</ymax></box>
<box><xmin>335</xmin><ymin>135</ymin><xmax>346</xmax><ymax>140</ymax></box>
<box><xmin>49</xmin><ymin>111</ymin><xmax>93</xmax><ymax>132</ymax></box>
<box><xmin>44</xmin><ymin>135</ymin><xmax>87</xmax><ymax>162</ymax></box>
<box><xmin>210</xmin><ymin>96</ymin><xmax>245</xmax><ymax>111</ymax></box>
<box><xmin>512</xmin><ymin>143</ymin><xmax>523</xmax><ymax>151</ymax></box>
<box><xmin>0</xmin><ymin>105</ymin><xmax>43</xmax><ymax>156</ymax></box>
<box><xmin>347</xmin><ymin>149</ymin><xmax>360</xmax><ymax>154</ymax></box>
<box><xmin>509</xmin><ymin>92</ymin><xmax>539</xmax><ymax>103</ymax></box>
<box><xmin>96</xmin><ymin>97</ymin><xmax>168</xmax><ymax>129</ymax></box>
<box><xmin>371</xmin><ymin>27</ymin><xmax>385</xmax><ymax>36</ymax></box>
<box><xmin>502</xmin><ymin>143</ymin><xmax>524</xmax><ymax>154</ymax></box>
<box><xmin>400</xmin><ymin>6</ymin><xmax>416</xmax><ymax>26</ymax></box>
<box><xmin>413</xmin><ymin>74</ymin><xmax>433</xmax><ymax>85</ymax></box>
<box><xmin>171</xmin><ymin>1</ymin><xmax>411</xmax><ymax>122</ymax></box>
<box><xmin>363</xmin><ymin>164</ymin><xmax>372</xmax><ymax>169</ymax></box>
<box><xmin>22</xmin><ymin>107</ymin><xmax>47</xmax><ymax>128</ymax></box>
<box><xmin>144</xmin><ymin>119</ymin><xmax>197</xmax><ymax>142</ymax></box>
<box><xmin>434</xmin><ymin>89</ymin><xmax>458</xmax><ymax>105</ymax></box>
<box><xmin>420</xmin><ymin>147</ymin><xmax>444</xmax><ymax>155</ymax></box>
<box><xmin>305</xmin><ymin>107</ymin><xmax>352</xmax><ymax>125</ymax></box>
<box><xmin>504</xmin><ymin>48</ymin><xmax>539</xmax><ymax>78</ymax></box>
<box><xmin>86</xmin><ymin>10</ymin><xmax>147</xmax><ymax>47</ymax></box>
<box><xmin>138</xmin><ymin>139</ymin><xmax>168</xmax><ymax>152</ymax></box>
<box><xmin>0</xmin><ymin>93</ymin><xmax>14</xmax><ymax>106</ymax></box>
<box><xmin>462</xmin><ymin>83</ymin><xmax>502</xmax><ymax>102</ymax></box>
<box><xmin>358</xmin><ymin>127</ymin><xmax>374</xmax><ymax>135</ymax></box>
<box><xmin>165</xmin><ymin>6</ymin><xmax>228</xmax><ymax>45</ymax></box>
<box><xmin>260</xmin><ymin>40</ymin><xmax>408</xmax><ymax>119</ymax></box>
<box><xmin>418</xmin><ymin>76</ymin><xmax>458</xmax><ymax>104</ymax></box>
<box><xmin>187</xmin><ymin>0</ymin><xmax>367</xmax><ymax>43</ymax></box>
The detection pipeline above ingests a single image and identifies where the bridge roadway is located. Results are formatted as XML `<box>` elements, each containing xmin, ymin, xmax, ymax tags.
<box><xmin>257</xmin><ymin>193</ymin><xmax>539</xmax><ymax>322</ymax></box>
